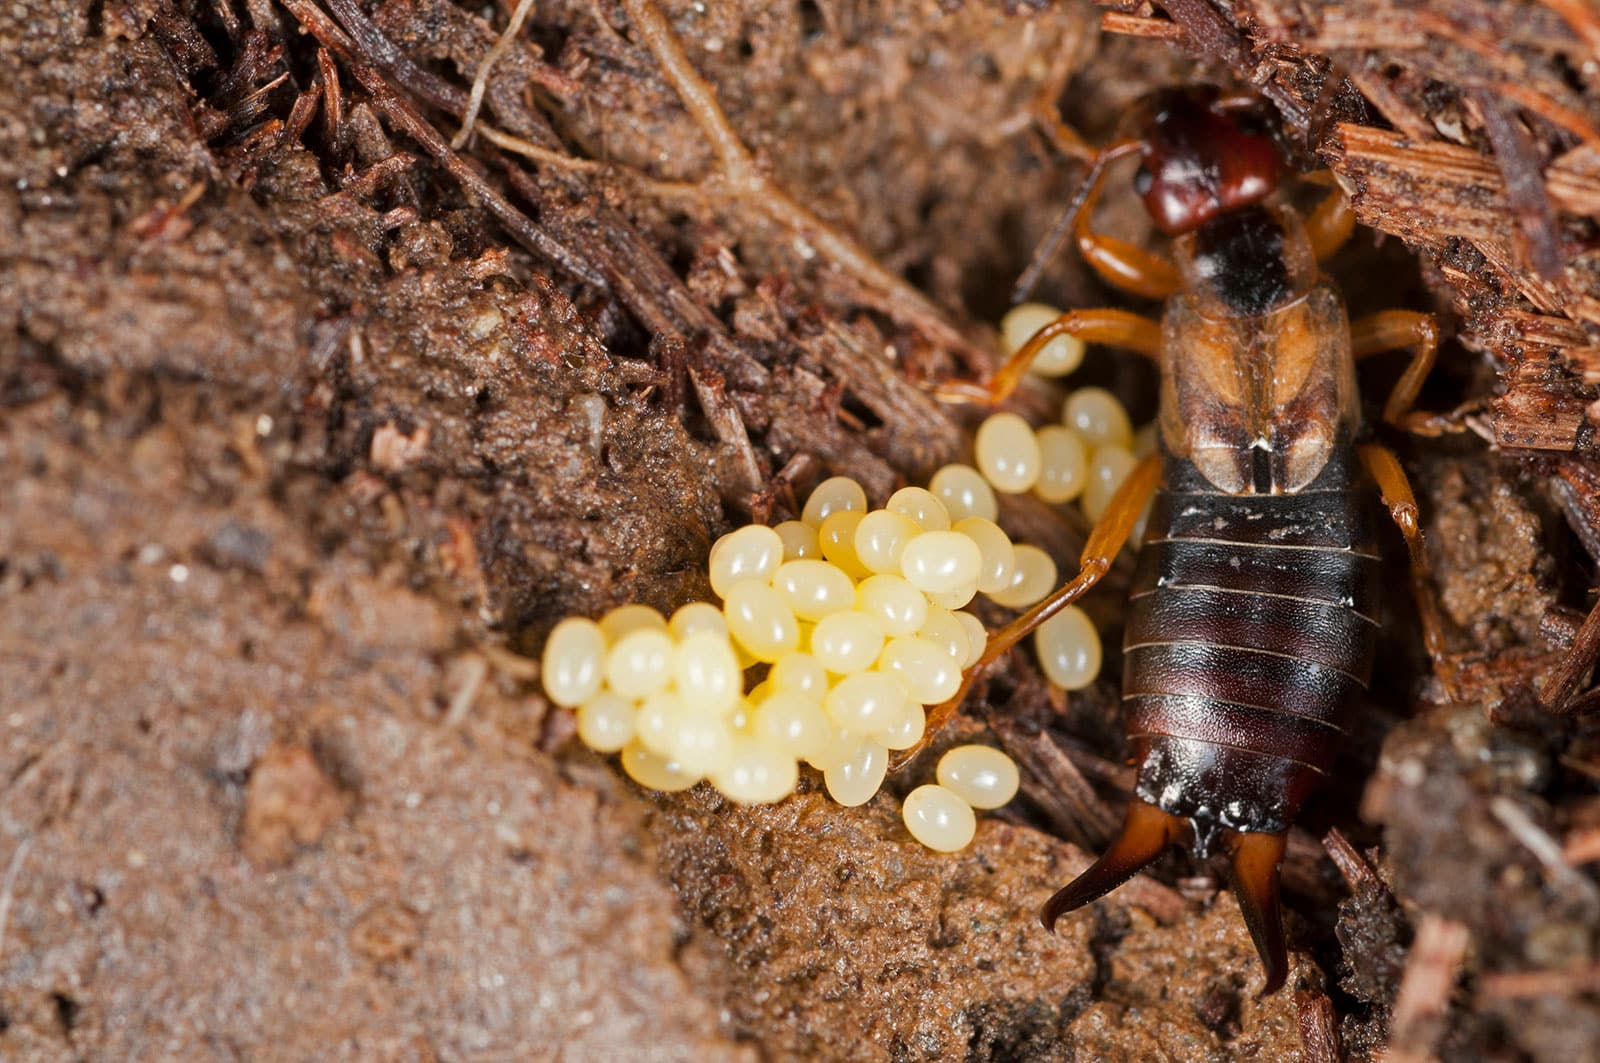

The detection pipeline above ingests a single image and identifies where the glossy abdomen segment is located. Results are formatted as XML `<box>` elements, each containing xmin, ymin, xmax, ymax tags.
<box><xmin>1123</xmin><ymin>450</ymin><xmax>1381</xmax><ymax>838</ymax></box>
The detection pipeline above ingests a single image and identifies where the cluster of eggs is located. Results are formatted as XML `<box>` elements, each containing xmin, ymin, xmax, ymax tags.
<box><xmin>541</xmin><ymin>475</ymin><xmax>1033</xmax><ymax>851</ymax></box>
<box><xmin>977</xmin><ymin>302</ymin><xmax>1150</xmax><ymax>524</ymax></box>
<box><xmin>537</xmin><ymin>302</ymin><xmax>1152</xmax><ymax>851</ymax></box>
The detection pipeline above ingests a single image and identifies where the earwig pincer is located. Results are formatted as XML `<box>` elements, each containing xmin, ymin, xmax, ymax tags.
<box><xmin>925</xmin><ymin>86</ymin><xmax>1459</xmax><ymax>993</ymax></box>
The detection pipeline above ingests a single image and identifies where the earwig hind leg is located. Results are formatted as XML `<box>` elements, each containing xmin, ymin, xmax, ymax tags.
<box><xmin>1358</xmin><ymin>443</ymin><xmax>1462</xmax><ymax>698</ymax></box>
<box><xmin>934</xmin><ymin>309</ymin><xmax>1161</xmax><ymax>407</ymax></box>
<box><xmin>1041</xmin><ymin>798</ymin><xmax>1185</xmax><ymax>930</ymax></box>
<box><xmin>1223</xmin><ymin>829</ymin><xmax>1290</xmax><ymax>996</ymax></box>
<box><xmin>1304</xmin><ymin>179</ymin><xmax>1356</xmax><ymax>262</ymax></box>
<box><xmin>891</xmin><ymin>454</ymin><xmax>1163</xmax><ymax>770</ymax></box>
<box><xmin>1351</xmin><ymin>310</ymin><xmax>1470</xmax><ymax>436</ymax></box>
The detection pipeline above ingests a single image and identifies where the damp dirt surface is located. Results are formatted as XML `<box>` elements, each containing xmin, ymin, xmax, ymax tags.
<box><xmin>4</xmin><ymin>0</ymin><xmax>1600</xmax><ymax>1059</ymax></box>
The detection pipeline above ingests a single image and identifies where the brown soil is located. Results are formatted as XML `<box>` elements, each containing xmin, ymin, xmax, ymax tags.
<box><xmin>3</xmin><ymin>0</ymin><xmax>1599</xmax><ymax>1059</ymax></box>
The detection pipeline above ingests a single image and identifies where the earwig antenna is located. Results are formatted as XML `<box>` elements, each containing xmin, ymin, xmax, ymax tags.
<box><xmin>1012</xmin><ymin>139</ymin><xmax>1140</xmax><ymax>306</ymax></box>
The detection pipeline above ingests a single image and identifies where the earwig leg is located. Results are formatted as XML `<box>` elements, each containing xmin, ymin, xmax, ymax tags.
<box><xmin>1075</xmin><ymin>170</ymin><xmax>1182</xmax><ymax>300</ymax></box>
<box><xmin>1223</xmin><ymin>829</ymin><xmax>1290</xmax><ymax>996</ymax></box>
<box><xmin>1013</xmin><ymin>139</ymin><xmax>1169</xmax><ymax>304</ymax></box>
<box><xmin>893</xmin><ymin>454</ymin><xmax>1163</xmax><ymax>769</ymax></box>
<box><xmin>1351</xmin><ymin>310</ymin><xmax>1467</xmax><ymax>436</ymax></box>
<box><xmin>1041</xmin><ymin>798</ymin><xmax>1184</xmax><ymax>930</ymax></box>
<box><xmin>1358</xmin><ymin>443</ymin><xmax>1460</xmax><ymax>695</ymax></box>
<box><xmin>935</xmin><ymin>309</ymin><xmax>1161</xmax><ymax>406</ymax></box>
<box><xmin>1305</xmin><ymin>182</ymin><xmax>1356</xmax><ymax>262</ymax></box>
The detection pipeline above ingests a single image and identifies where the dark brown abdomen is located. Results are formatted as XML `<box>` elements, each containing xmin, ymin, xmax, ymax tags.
<box><xmin>1123</xmin><ymin>448</ymin><xmax>1381</xmax><ymax>848</ymax></box>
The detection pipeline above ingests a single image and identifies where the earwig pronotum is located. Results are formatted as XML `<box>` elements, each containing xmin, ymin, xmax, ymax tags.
<box><xmin>925</xmin><ymin>86</ymin><xmax>1463</xmax><ymax>993</ymax></box>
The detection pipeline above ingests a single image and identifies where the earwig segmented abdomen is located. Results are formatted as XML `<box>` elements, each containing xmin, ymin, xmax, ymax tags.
<box><xmin>1121</xmin><ymin>448</ymin><xmax>1382</xmax><ymax>850</ymax></box>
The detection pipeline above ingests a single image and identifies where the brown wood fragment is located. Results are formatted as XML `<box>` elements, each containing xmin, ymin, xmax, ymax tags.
<box><xmin>1489</xmin><ymin>358</ymin><xmax>1591</xmax><ymax>453</ymax></box>
<box><xmin>1295</xmin><ymin>989</ymin><xmax>1341</xmax><ymax>1063</ymax></box>
<box><xmin>1473</xmin><ymin>89</ymin><xmax>1564</xmax><ymax>282</ymax></box>
<box><xmin>1100</xmin><ymin>12</ymin><xmax>1185</xmax><ymax>41</ymax></box>
<box><xmin>992</xmin><ymin>718</ymin><xmax>1119</xmax><ymax>849</ymax></box>
<box><xmin>1385</xmin><ymin>914</ymin><xmax>1471</xmax><ymax>1063</ymax></box>
<box><xmin>1538</xmin><ymin>591</ymin><xmax>1600</xmax><ymax>712</ymax></box>
<box><xmin>1322</xmin><ymin>827</ymin><xmax>1382</xmax><ymax>892</ymax></box>
<box><xmin>1478</xmin><ymin>963</ymin><xmax>1600</xmax><ymax>999</ymax></box>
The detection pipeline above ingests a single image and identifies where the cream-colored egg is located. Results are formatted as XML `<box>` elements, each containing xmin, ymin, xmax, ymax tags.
<box><xmin>1133</xmin><ymin>422</ymin><xmax>1159</xmax><ymax>459</ymax></box>
<box><xmin>1000</xmin><ymin>302</ymin><xmax>1083</xmax><ymax>376</ymax></box>
<box><xmin>672</xmin><ymin>631</ymin><xmax>742</xmax><ymax>716</ymax></box>
<box><xmin>541</xmin><ymin>617</ymin><xmax>606</xmax><ymax>707</ymax></box>
<box><xmin>916</xmin><ymin>608</ymin><xmax>970</xmax><ymax>663</ymax></box>
<box><xmin>901</xmin><ymin>784</ymin><xmax>977</xmax><ymax>851</ymax></box>
<box><xmin>877</xmin><ymin>636</ymin><xmax>963</xmax><ymax>705</ymax></box>
<box><xmin>604</xmin><ymin>628</ymin><xmax>675</xmax><ymax>699</ymax></box>
<box><xmin>955</xmin><ymin>611</ymin><xmax>988</xmax><ymax>669</ymax></box>
<box><xmin>937</xmin><ymin>745</ymin><xmax>1020</xmax><ymax>810</ymax></box>
<box><xmin>1062</xmin><ymin>387</ymin><xmax>1134</xmax><ymax>450</ymax></box>
<box><xmin>772</xmin><ymin>559</ymin><xmax>858</xmax><ymax>621</ymax></box>
<box><xmin>598</xmin><ymin>603</ymin><xmax>668</xmax><ymax>643</ymax></box>
<box><xmin>818</xmin><ymin>510</ymin><xmax>872</xmax><ymax>580</ymax></box>
<box><xmin>900</xmin><ymin>531</ymin><xmax>983</xmax><ymax>597</ymax></box>
<box><xmin>876</xmin><ymin>697</ymin><xmax>927</xmax><ymax>751</ymax></box>
<box><xmin>853</xmin><ymin>510</ymin><xmax>922</xmax><ymax>575</ymax></box>
<box><xmin>855</xmin><ymin>574</ymin><xmax>930</xmax><ymax>637</ymax></box>
<box><xmin>711</xmin><ymin>736</ymin><xmax>799</xmax><ymax>804</ymax></box>
<box><xmin>751</xmin><ymin>690</ymin><xmax>832</xmax><ymax>760</ymax></box>
<box><xmin>823</xmin><ymin>740</ymin><xmax>889</xmax><ymax>806</ymax></box>
<box><xmin>722</xmin><ymin>581</ymin><xmax>800</xmax><ymax>662</ymax></box>
<box><xmin>886</xmin><ymin>487</ymin><xmax>951</xmax><ymax>532</ymax></box>
<box><xmin>952</xmin><ymin>516</ymin><xmax>1015</xmax><ymax>595</ymax></box>
<box><xmin>663</xmin><ymin>710</ymin><xmax>735</xmax><ymax>777</ymax></box>
<box><xmin>621</xmin><ymin>740</ymin><xmax>700</xmax><ymax>792</ymax></box>
<box><xmin>668</xmin><ymin>601</ymin><xmax>729</xmax><ymax>642</ymax></box>
<box><xmin>805</xmin><ymin>722</ymin><xmax>864</xmax><ymax>772</ymax></box>
<box><xmin>926</xmin><ymin>583</ymin><xmax>980</xmax><ymax>611</ymax></box>
<box><xmin>1035</xmin><ymin>425</ymin><xmax>1089</xmax><ymax>504</ymax></box>
<box><xmin>974</xmin><ymin>412</ymin><xmax>1042</xmax><ymax>494</ymax></box>
<box><xmin>824</xmin><ymin>671</ymin><xmax>905</xmax><ymax>734</ymax></box>
<box><xmin>811</xmin><ymin>610</ymin><xmax>886</xmax><ymax>675</ymax></box>
<box><xmin>774</xmin><ymin>519</ymin><xmax>821</xmax><ymax>561</ymax></box>
<box><xmin>768</xmin><ymin>652</ymin><xmax>829</xmax><ymax>698</ymax></box>
<box><xmin>802</xmin><ymin>476</ymin><xmax>868</xmax><ymax>527</ymax></box>
<box><xmin>709</xmin><ymin>524</ymin><xmax>784</xmax><ymax>598</ymax></box>
<box><xmin>985</xmin><ymin>544</ymin><xmax>1058</xmax><ymax>609</ymax></box>
<box><xmin>575</xmin><ymin>691</ymin><xmax>635</xmax><ymax>753</ymax></box>
<box><xmin>1034</xmin><ymin>604</ymin><xmax>1102</xmax><ymax>690</ymax></box>
<box><xmin>635</xmin><ymin>691</ymin><xmax>685</xmax><ymax>756</ymax></box>
<box><xmin>928</xmin><ymin>463</ymin><xmax>999</xmax><ymax>523</ymax></box>
<box><xmin>1081</xmin><ymin>444</ymin><xmax>1139</xmax><ymax>523</ymax></box>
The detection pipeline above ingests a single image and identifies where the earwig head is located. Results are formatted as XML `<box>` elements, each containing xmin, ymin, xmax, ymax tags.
<box><xmin>1129</xmin><ymin>87</ymin><xmax>1286</xmax><ymax>236</ymax></box>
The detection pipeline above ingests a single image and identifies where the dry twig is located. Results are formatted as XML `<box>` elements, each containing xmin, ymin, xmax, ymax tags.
<box><xmin>452</xmin><ymin>0</ymin><xmax>540</xmax><ymax>149</ymax></box>
<box><xmin>613</xmin><ymin>0</ymin><xmax>987</xmax><ymax>369</ymax></box>
<box><xmin>0</xmin><ymin>836</ymin><xmax>34</xmax><ymax>967</ymax></box>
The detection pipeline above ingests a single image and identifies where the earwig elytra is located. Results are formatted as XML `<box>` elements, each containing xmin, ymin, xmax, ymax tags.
<box><xmin>927</xmin><ymin>86</ymin><xmax>1463</xmax><ymax>993</ymax></box>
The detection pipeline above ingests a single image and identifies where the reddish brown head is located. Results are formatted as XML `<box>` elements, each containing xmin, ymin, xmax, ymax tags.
<box><xmin>1131</xmin><ymin>87</ymin><xmax>1286</xmax><ymax>236</ymax></box>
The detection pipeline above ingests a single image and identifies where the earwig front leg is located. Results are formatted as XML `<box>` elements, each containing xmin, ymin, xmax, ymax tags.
<box><xmin>1075</xmin><ymin>182</ymin><xmax>1181</xmax><ymax>300</ymax></box>
<box><xmin>1357</xmin><ymin>443</ymin><xmax>1460</xmax><ymax>695</ymax></box>
<box><xmin>1351</xmin><ymin>310</ymin><xmax>1470</xmax><ymax>436</ymax></box>
<box><xmin>1305</xmin><ymin>182</ymin><xmax>1356</xmax><ymax>262</ymax></box>
<box><xmin>936</xmin><ymin>309</ymin><xmax>1162</xmax><ymax>406</ymax></box>
<box><xmin>892</xmin><ymin>454</ymin><xmax>1163</xmax><ymax>769</ymax></box>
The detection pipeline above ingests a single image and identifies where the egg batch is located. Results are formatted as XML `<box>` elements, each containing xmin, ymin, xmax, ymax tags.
<box><xmin>540</xmin><ymin>300</ymin><xmax>1144</xmax><ymax>852</ymax></box>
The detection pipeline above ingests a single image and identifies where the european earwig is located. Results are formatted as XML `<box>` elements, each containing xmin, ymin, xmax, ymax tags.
<box><xmin>926</xmin><ymin>86</ymin><xmax>1459</xmax><ymax>993</ymax></box>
